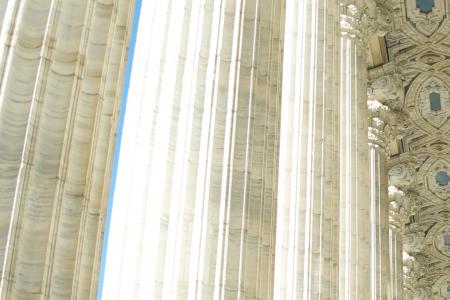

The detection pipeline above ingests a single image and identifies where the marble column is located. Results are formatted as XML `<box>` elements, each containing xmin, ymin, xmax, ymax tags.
<box><xmin>402</xmin><ymin>225</ymin><xmax>426</xmax><ymax>299</ymax></box>
<box><xmin>100</xmin><ymin>0</ymin><xmax>285</xmax><ymax>299</ymax></box>
<box><xmin>368</xmin><ymin>72</ymin><xmax>406</xmax><ymax>300</ymax></box>
<box><xmin>338</xmin><ymin>1</ymin><xmax>383</xmax><ymax>298</ymax></box>
<box><xmin>367</xmin><ymin>100</ymin><xmax>391</xmax><ymax>300</ymax></box>
<box><xmin>273</xmin><ymin>0</ymin><xmax>340</xmax><ymax>298</ymax></box>
<box><xmin>367</xmin><ymin>71</ymin><xmax>406</xmax><ymax>300</ymax></box>
<box><xmin>0</xmin><ymin>0</ymin><xmax>53</xmax><ymax>275</ymax></box>
<box><xmin>0</xmin><ymin>0</ymin><xmax>135</xmax><ymax>299</ymax></box>
<box><xmin>388</xmin><ymin>225</ymin><xmax>404</xmax><ymax>300</ymax></box>
<box><xmin>388</xmin><ymin>186</ymin><xmax>410</xmax><ymax>300</ymax></box>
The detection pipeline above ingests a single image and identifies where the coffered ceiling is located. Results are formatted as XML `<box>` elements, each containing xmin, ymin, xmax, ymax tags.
<box><xmin>369</xmin><ymin>0</ymin><xmax>450</xmax><ymax>298</ymax></box>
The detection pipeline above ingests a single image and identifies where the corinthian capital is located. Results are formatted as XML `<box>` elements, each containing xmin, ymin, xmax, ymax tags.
<box><xmin>340</xmin><ymin>0</ymin><xmax>393</xmax><ymax>41</ymax></box>
<box><xmin>368</xmin><ymin>100</ymin><xmax>391</xmax><ymax>153</ymax></box>
<box><xmin>403</xmin><ymin>253</ymin><xmax>430</xmax><ymax>297</ymax></box>
<box><xmin>367</xmin><ymin>97</ymin><xmax>410</xmax><ymax>154</ymax></box>
<box><xmin>403</xmin><ymin>225</ymin><xmax>425</xmax><ymax>253</ymax></box>
<box><xmin>368</xmin><ymin>72</ymin><xmax>412</xmax><ymax>151</ymax></box>
<box><xmin>388</xmin><ymin>186</ymin><xmax>411</xmax><ymax>231</ymax></box>
<box><xmin>369</xmin><ymin>73</ymin><xmax>405</xmax><ymax>110</ymax></box>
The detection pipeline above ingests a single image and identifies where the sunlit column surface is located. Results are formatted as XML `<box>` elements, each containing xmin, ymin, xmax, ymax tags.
<box><xmin>368</xmin><ymin>72</ymin><xmax>406</xmax><ymax>300</ymax></box>
<box><xmin>339</xmin><ymin>2</ymin><xmax>374</xmax><ymax>298</ymax></box>
<box><xmin>0</xmin><ymin>0</ymin><xmax>135</xmax><ymax>298</ymax></box>
<box><xmin>273</xmin><ymin>0</ymin><xmax>340</xmax><ymax>298</ymax></box>
<box><xmin>388</xmin><ymin>186</ymin><xmax>410</xmax><ymax>300</ymax></box>
<box><xmin>388</xmin><ymin>224</ymin><xmax>404</xmax><ymax>300</ymax></box>
<box><xmin>0</xmin><ymin>0</ymin><xmax>53</xmax><ymax>276</ymax></box>
<box><xmin>100</xmin><ymin>0</ymin><xmax>285</xmax><ymax>299</ymax></box>
<box><xmin>367</xmin><ymin>99</ymin><xmax>391</xmax><ymax>300</ymax></box>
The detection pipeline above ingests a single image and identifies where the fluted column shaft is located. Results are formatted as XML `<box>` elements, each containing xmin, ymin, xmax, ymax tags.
<box><xmin>0</xmin><ymin>0</ymin><xmax>52</xmax><ymax>273</ymax></box>
<box><xmin>368</xmin><ymin>107</ymin><xmax>391</xmax><ymax>300</ymax></box>
<box><xmin>388</xmin><ymin>225</ymin><xmax>404</xmax><ymax>300</ymax></box>
<box><xmin>369</xmin><ymin>144</ymin><xmax>390</xmax><ymax>300</ymax></box>
<box><xmin>368</xmin><ymin>72</ymin><xmax>406</xmax><ymax>300</ymax></box>
<box><xmin>100</xmin><ymin>0</ymin><xmax>285</xmax><ymax>299</ymax></box>
<box><xmin>388</xmin><ymin>186</ymin><xmax>410</xmax><ymax>300</ymax></box>
<box><xmin>273</xmin><ymin>0</ymin><xmax>340</xmax><ymax>298</ymax></box>
<box><xmin>0</xmin><ymin>0</ymin><xmax>135</xmax><ymax>298</ymax></box>
<box><xmin>339</xmin><ymin>3</ymin><xmax>372</xmax><ymax>299</ymax></box>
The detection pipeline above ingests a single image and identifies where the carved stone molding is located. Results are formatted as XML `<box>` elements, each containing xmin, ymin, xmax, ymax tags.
<box><xmin>403</xmin><ymin>133</ymin><xmax>450</xmax><ymax>153</ymax></box>
<box><xmin>369</xmin><ymin>73</ymin><xmax>405</xmax><ymax>110</ymax></box>
<box><xmin>407</xmin><ymin>286</ymin><xmax>432</xmax><ymax>300</ymax></box>
<box><xmin>388</xmin><ymin>163</ymin><xmax>416</xmax><ymax>189</ymax></box>
<box><xmin>424</xmin><ymin>159</ymin><xmax>450</xmax><ymax>200</ymax></box>
<box><xmin>405</xmin><ymin>71</ymin><xmax>450</xmax><ymax>134</ymax></box>
<box><xmin>383</xmin><ymin>0</ymin><xmax>450</xmax><ymax>294</ymax></box>
<box><xmin>416</xmin><ymin>156</ymin><xmax>450</xmax><ymax>203</ymax></box>
<box><xmin>405</xmin><ymin>0</ymin><xmax>447</xmax><ymax>37</ymax></box>
<box><xmin>415</xmin><ymin>153</ymin><xmax>432</xmax><ymax>169</ymax></box>
<box><xmin>404</xmin><ymin>227</ymin><xmax>426</xmax><ymax>253</ymax></box>
<box><xmin>417</xmin><ymin>77</ymin><xmax>450</xmax><ymax>129</ymax></box>
<box><xmin>431</xmin><ymin>275</ymin><xmax>450</xmax><ymax>299</ymax></box>
<box><xmin>423</xmin><ymin>223</ymin><xmax>450</xmax><ymax>259</ymax></box>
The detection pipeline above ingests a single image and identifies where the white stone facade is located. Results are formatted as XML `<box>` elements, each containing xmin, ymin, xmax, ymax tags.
<box><xmin>0</xmin><ymin>0</ymin><xmax>449</xmax><ymax>299</ymax></box>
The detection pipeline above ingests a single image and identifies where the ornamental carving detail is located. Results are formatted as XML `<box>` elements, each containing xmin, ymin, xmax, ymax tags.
<box><xmin>405</xmin><ymin>0</ymin><xmax>446</xmax><ymax>37</ymax></box>
<box><xmin>409</xmin><ymin>287</ymin><xmax>432</xmax><ymax>300</ymax></box>
<box><xmin>424</xmin><ymin>159</ymin><xmax>450</xmax><ymax>200</ymax></box>
<box><xmin>404</xmin><ymin>231</ymin><xmax>426</xmax><ymax>253</ymax></box>
<box><xmin>423</xmin><ymin>222</ymin><xmax>450</xmax><ymax>260</ymax></box>
<box><xmin>384</xmin><ymin>0</ymin><xmax>450</xmax><ymax>294</ymax></box>
<box><xmin>432</xmin><ymin>276</ymin><xmax>450</xmax><ymax>299</ymax></box>
<box><xmin>369</xmin><ymin>74</ymin><xmax>405</xmax><ymax>108</ymax></box>
<box><xmin>388</xmin><ymin>163</ymin><xmax>415</xmax><ymax>188</ymax></box>
<box><xmin>433</xmin><ymin>225</ymin><xmax>450</xmax><ymax>258</ymax></box>
<box><xmin>417</xmin><ymin>77</ymin><xmax>450</xmax><ymax>129</ymax></box>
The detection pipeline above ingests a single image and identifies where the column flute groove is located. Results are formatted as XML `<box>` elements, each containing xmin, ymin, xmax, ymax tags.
<box><xmin>338</xmin><ymin>1</ymin><xmax>391</xmax><ymax>298</ymax></box>
<box><xmin>100</xmin><ymin>0</ymin><xmax>285</xmax><ymax>299</ymax></box>
<box><xmin>0</xmin><ymin>0</ymin><xmax>53</xmax><ymax>276</ymax></box>
<box><xmin>274</xmin><ymin>0</ymin><xmax>340</xmax><ymax>298</ymax></box>
<box><xmin>0</xmin><ymin>0</ymin><xmax>135</xmax><ymax>298</ymax></box>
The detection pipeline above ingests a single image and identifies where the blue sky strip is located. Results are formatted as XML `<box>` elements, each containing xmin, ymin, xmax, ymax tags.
<box><xmin>96</xmin><ymin>0</ymin><xmax>143</xmax><ymax>298</ymax></box>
